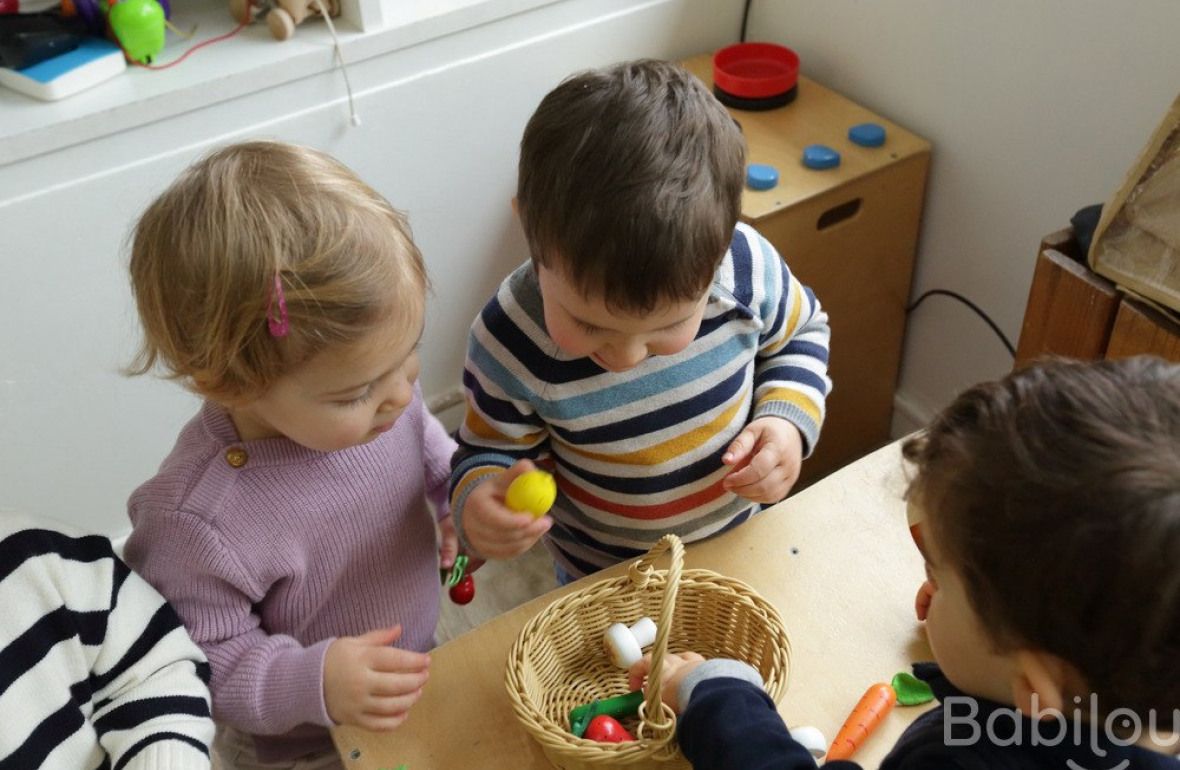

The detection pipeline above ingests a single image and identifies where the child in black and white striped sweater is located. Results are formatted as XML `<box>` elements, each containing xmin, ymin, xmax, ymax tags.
<box><xmin>0</xmin><ymin>513</ymin><xmax>214</xmax><ymax>769</ymax></box>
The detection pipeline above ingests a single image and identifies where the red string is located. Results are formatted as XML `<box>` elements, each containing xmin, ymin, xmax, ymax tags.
<box><xmin>134</xmin><ymin>19</ymin><xmax>250</xmax><ymax>70</ymax></box>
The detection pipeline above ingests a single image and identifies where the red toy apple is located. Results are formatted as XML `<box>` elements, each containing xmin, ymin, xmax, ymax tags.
<box><xmin>584</xmin><ymin>715</ymin><xmax>634</xmax><ymax>743</ymax></box>
<box><xmin>448</xmin><ymin>574</ymin><xmax>475</xmax><ymax>605</ymax></box>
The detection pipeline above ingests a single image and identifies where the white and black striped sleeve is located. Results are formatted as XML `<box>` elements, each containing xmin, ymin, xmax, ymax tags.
<box><xmin>0</xmin><ymin>520</ymin><xmax>214</xmax><ymax>770</ymax></box>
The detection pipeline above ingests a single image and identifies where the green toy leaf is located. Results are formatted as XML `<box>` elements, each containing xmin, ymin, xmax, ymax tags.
<box><xmin>891</xmin><ymin>672</ymin><xmax>934</xmax><ymax>706</ymax></box>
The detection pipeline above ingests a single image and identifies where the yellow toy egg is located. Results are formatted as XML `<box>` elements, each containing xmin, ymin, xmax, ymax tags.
<box><xmin>505</xmin><ymin>470</ymin><xmax>557</xmax><ymax>518</ymax></box>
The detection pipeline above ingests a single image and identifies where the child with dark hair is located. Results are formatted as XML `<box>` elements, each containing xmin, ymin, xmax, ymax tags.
<box><xmin>630</xmin><ymin>357</ymin><xmax>1180</xmax><ymax>769</ymax></box>
<box><xmin>451</xmin><ymin>59</ymin><xmax>831</xmax><ymax>581</ymax></box>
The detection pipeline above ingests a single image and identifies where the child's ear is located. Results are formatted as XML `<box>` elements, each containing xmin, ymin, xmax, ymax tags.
<box><xmin>511</xmin><ymin>196</ymin><xmax>520</xmax><ymax>218</ymax></box>
<box><xmin>1010</xmin><ymin>649</ymin><xmax>1080</xmax><ymax>715</ymax></box>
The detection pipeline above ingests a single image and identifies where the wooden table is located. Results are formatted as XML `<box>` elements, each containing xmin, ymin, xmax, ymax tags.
<box><xmin>332</xmin><ymin>442</ymin><xmax>932</xmax><ymax>769</ymax></box>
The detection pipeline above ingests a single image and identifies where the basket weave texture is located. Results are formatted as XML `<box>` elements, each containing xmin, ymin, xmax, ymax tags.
<box><xmin>505</xmin><ymin>535</ymin><xmax>791</xmax><ymax>769</ymax></box>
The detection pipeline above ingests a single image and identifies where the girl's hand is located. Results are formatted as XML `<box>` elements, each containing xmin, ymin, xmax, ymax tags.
<box><xmin>324</xmin><ymin>626</ymin><xmax>430</xmax><ymax>731</ymax></box>
<box><xmin>460</xmin><ymin>460</ymin><xmax>552</xmax><ymax>560</ymax></box>
<box><xmin>627</xmin><ymin>651</ymin><xmax>706</xmax><ymax>714</ymax></box>
<box><xmin>437</xmin><ymin>515</ymin><xmax>459</xmax><ymax>571</ymax></box>
<box><xmin>722</xmin><ymin>417</ymin><xmax>804</xmax><ymax>503</ymax></box>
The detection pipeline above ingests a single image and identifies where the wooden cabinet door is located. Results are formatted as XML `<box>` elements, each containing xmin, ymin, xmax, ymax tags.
<box><xmin>1106</xmin><ymin>297</ymin><xmax>1180</xmax><ymax>362</ymax></box>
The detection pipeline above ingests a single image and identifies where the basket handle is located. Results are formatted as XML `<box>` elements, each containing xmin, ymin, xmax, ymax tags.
<box><xmin>628</xmin><ymin>534</ymin><xmax>683</xmax><ymax>745</ymax></box>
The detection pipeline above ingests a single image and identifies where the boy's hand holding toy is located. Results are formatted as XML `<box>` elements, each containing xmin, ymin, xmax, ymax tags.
<box><xmin>324</xmin><ymin>625</ymin><xmax>430</xmax><ymax>731</ymax></box>
<box><xmin>460</xmin><ymin>461</ymin><xmax>554</xmax><ymax>559</ymax></box>
<box><xmin>722</xmin><ymin>417</ymin><xmax>804</xmax><ymax>504</ymax></box>
<box><xmin>627</xmin><ymin>651</ymin><xmax>707</xmax><ymax>714</ymax></box>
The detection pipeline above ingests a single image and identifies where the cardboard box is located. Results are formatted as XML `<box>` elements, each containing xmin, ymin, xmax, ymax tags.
<box><xmin>1089</xmin><ymin>94</ymin><xmax>1180</xmax><ymax>314</ymax></box>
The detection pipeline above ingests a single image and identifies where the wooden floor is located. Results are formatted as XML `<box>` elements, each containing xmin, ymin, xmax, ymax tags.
<box><xmin>436</xmin><ymin>541</ymin><xmax>557</xmax><ymax>644</ymax></box>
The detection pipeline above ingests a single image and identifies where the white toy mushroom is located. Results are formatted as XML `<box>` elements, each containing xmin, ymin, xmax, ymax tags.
<box><xmin>789</xmin><ymin>725</ymin><xmax>828</xmax><ymax>760</ymax></box>
<box><xmin>602</xmin><ymin>617</ymin><xmax>657</xmax><ymax>668</ymax></box>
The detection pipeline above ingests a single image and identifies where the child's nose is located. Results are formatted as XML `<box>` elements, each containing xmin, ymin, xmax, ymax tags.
<box><xmin>377</xmin><ymin>379</ymin><xmax>413</xmax><ymax>413</ymax></box>
<box><xmin>604</xmin><ymin>340</ymin><xmax>647</xmax><ymax>370</ymax></box>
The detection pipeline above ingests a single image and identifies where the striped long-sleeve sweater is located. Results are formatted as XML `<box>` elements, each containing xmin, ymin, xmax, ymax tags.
<box><xmin>452</xmin><ymin>223</ymin><xmax>831</xmax><ymax>577</ymax></box>
<box><xmin>0</xmin><ymin>514</ymin><xmax>213</xmax><ymax>770</ymax></box>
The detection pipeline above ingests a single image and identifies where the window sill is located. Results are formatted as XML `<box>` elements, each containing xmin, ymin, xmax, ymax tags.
<box><xmin>0</xmin><ymin>0</ymin><xmax>559</xmax><ymax>165</ymax></box>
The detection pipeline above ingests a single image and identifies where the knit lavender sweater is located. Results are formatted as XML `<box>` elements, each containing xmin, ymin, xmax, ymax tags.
<box><xmin>124</xmin><ymin>386</ymin><xmax>456</xmax><ymax>762</ymax></box>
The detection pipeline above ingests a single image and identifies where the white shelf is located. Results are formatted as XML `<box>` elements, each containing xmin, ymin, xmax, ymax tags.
<box><xmin>0</xmin><ymin>0</ymin><xmax>558</xmax><ymax>165</ymax></box>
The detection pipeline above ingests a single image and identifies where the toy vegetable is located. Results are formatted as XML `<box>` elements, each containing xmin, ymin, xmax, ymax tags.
<box><xmin>602</xmin><ymin>617</ymin><xmax>657</xmax><ymax>668</ymax></box>
<box><xmin>826</xmin><ymin>682</ymin><xmax>897</xmax><ymax>761</ymax></box>
<box><xmin>584</xmin><ymin>715</ymin><xmax>634</xmax><ymax>743</ymax></box>
<box><xmin>568</xmin><ymin>690</ymin><xmax>644</xmax><ymax>738</ymax></box>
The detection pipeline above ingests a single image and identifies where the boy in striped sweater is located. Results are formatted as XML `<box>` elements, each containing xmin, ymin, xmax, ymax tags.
<box><xmin>0</xmin><ymin>514</ymin><xmax>214</xmax><ymax>769</ymax></box>
<box><xmin>451</xmin><ymin>59</ymin><xmax>832</xmax><ymax>580</ymax></box>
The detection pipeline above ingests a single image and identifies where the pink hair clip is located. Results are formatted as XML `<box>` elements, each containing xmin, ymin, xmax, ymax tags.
<box><xmin>266</xmin><ymin>272</ymin><xmax>290</xmax><ymax>338</ymax></box>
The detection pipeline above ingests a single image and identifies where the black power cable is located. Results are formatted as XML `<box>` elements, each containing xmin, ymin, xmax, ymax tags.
<box><xmin>740</xmin><ymin>0</ymin><xmax>753</xmax><ymax>42</ymax></box>
<box><xmin>905</xmin><ymin>289</ymin><xmax>1016</xmax><ymax>358</ymax></box>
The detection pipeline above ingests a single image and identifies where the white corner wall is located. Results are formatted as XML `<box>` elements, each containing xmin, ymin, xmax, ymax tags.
<box><xmin>751</xmin><ymin>0</ymin><xmax>1180</xmax><ymax>429</ymax></box>
<box><xmin>0</xmin><ymin>0</ymin><xmax>743</xmax><ymax>534</ymax></box>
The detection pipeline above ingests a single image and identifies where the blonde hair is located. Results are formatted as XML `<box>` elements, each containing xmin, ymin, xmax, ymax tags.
<box><xmin>128</xmin><ymin>141</ymin><xmax>426</xmax><ymax>403</ymax></box>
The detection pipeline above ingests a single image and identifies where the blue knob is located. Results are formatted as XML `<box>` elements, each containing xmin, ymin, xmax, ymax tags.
<box><xmin>746</xmin><ymin>163</ymin><xmax>779</xmax><ymax>190</ymax></box>
<box><xmin>849</xmin><ymin>122</ymin><xmax>887</xmax><ymax>147</ymax></box>
<box><xmin>802</xmin><ymin>144</ymin><xmax>840</xmax><ymax>170</ymax></box>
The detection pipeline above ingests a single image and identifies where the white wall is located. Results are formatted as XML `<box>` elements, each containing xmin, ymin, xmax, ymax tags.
<box><xmin>0</xmin><ymin>0</ymin><xmax>743</xmax><ymax>534</ymax></box>
<box><xmin>751</xmin><ymin>0</ymin><xmax>1180</xmax><ymax>429</ymax></box>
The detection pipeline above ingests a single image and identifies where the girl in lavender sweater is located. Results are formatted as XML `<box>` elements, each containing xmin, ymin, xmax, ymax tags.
<box><xmin>123</xmin><ymin>141</ymin><xmax>458</xmax><ymax>769</ymax></box>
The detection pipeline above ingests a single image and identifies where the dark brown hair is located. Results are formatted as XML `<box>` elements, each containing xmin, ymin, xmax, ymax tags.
<box><xmin>903</xmin><ymin>357</ymin><xmax>1180</xmax><ymax>717</ymax></box>
<box><xmin>516</xmin><ymin>59</ymin><xmax>745</xmax><ymax>312</ymax></box>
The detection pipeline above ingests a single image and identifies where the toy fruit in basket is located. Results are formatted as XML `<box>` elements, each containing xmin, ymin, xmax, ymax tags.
<box><xmin>506</xmin><ymin>534</ymin><xmax>791</xmax><ymax>769</ymax></box>
<box><xmin>584</xmin><ymin>715</ymin><xmax>634</xmax><ymax>743</ymax></box>
<box><xmin>505</xmin><ymin>469</ymin><xmax>556</xmax><ymax>518</ymax></box>
<box><xmin>568</xmin><ymin>690</ymin><xmax>644</xmax><ymax>738</ymax></box>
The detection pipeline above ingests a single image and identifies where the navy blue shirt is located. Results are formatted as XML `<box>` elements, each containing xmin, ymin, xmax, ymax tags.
<box><xmin>678</xmin><ymin>663</ymin><xmax>1179</xmax><ymax>770</ymax></box>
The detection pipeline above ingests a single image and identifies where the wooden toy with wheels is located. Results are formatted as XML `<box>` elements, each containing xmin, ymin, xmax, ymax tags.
<box><xmin>229</xmin><ymin>0</ymin><xmax>338</xmax><ymax>41</ymax></box>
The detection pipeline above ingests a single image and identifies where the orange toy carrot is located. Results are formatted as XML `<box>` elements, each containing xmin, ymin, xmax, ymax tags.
<box><xmin>826</xmin><ymin>682</ymin><xmax>897</xmax><ymax>761</ymax></box>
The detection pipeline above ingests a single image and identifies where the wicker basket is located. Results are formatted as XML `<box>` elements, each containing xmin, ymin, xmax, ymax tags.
<box><xmin>505</xmin><ymin>535</ymin><xmax>791</xmax><ymax>769</ymax></box>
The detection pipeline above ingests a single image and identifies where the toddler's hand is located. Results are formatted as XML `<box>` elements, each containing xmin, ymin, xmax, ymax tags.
<box><xmin>324</xmin><ymin>625</ymin><xmax>430</xmax><ymax>731</ymax></box>
<box><xmin>627</xmin><ymin>651</ymin><xmax>706</xmax><ymax>714</ymax></box>
<box><xmin>722</xmin><ymin>417</ymin><xmax>804</xmax><ymax>503</ymax></box>
<box><xmin>460</xmin><ymin>460</ymin><xmax>552</xmax><ymax>560</ymax></box>
<box><xmin>438</xmin><ymin>515</ymin><xmax>459</xmax><ymax>571</ymax></box>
